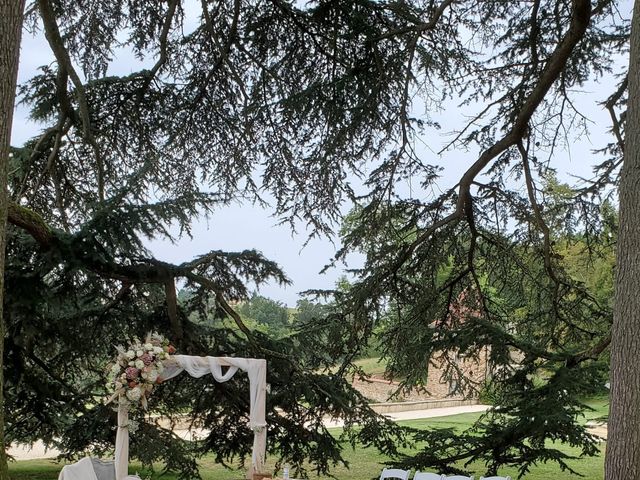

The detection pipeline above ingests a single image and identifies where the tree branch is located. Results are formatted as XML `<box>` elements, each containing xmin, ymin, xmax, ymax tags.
<box><xmin>140</xmin><ymin>0</ymin><xmax>179</xmax><ymax>94</ymax></box>
<box><xmin>164</xmin><ymin>278</ymin><xmax>183</xmax><ymax>341</ymax></box>
<box><xmin>389</xmin><ymin>0</ymin><xmax>592</xmax><ymax>272</ymax></box>
<box><xmin>604</xmin><ymin>75</ymin><xmax>628</xmax><ymax>153</ymax></box>
<box><xmin>374</xmin><ymin>0</ymin><xmax>456</xmax><ymax>41</ymax></box>
<box><xmin>8</xmin><ymin>202</ymin><xmax>293</xmax><ymax>356</ymax></box>
<box><xmin>37</xmin><ymin>0</ymin><xmax>106</xmax><ymax>201</ymax></box>
<box><xmin>8</xmin><ymin>203</ymin><xmax>55</xmax><ymax>248</ymax></box>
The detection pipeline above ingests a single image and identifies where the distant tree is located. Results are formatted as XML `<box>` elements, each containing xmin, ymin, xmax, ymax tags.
<box><xmin>293</xmin><ymin>299</ymin><xmax>332</xmax><ymax>327</ymax></box>
<box><xmin>238</xmin><ymin>294</ymin><xmax>290</xmax><ymax>336</ymax></box>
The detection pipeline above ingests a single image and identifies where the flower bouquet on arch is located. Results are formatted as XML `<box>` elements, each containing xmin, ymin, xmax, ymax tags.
<box><xmin>105</xmin><ymin>332</ymin><xmax>177</xmax><ymax>410</ymax></box>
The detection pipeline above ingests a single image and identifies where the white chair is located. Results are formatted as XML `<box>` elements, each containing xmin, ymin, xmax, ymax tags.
<box><xmin>480</xmin><ymin>477</ymin><xmax>511</xmax><ymax>480</ymax></box>
<box><xmin>442</xmin><ymin>476</ymin><xmax>474</xmax><ymax>480</ymax></box>
<box><xmin>414</xmin><ymin>472</ymin><xmax>444</xmax><ymax>480</ymax></box>
<box><xmin>58</xmin><ymin>457</ymin><xmax>140</xmax><ymax>480</ymax></box>
<box><xmin>379</xmin><ymin>468</ymin><xmax>411</xmax><ymax>480</ymax></box>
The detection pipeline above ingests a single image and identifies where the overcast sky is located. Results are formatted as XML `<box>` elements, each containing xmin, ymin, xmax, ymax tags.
<box><xmin>12</xmin><ymin>4</ymin><xmax>629</xmax><ymax>306</ymax></box>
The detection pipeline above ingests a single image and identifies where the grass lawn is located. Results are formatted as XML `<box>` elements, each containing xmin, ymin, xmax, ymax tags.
<box><xmin>353</xmin><ymin>357</ymin><xmax>388</xmax><ymax>378</ymax></box>
<box><xmin>9</xmin><ymin>398</ymin><xmax>608</xmax><ymax>480</ymax></box>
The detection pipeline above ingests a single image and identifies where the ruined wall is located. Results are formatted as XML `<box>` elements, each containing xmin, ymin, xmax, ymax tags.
<box><xmin>352</xmin><ymin>347</ymin><xmax>490</xmax><ymax>403</ymax></box>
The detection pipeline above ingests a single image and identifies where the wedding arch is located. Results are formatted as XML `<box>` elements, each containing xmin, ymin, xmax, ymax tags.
<box><xmin>115</xmin><ymin>355</ymin><xmax>267</xmax><ymax>480</ymax></box>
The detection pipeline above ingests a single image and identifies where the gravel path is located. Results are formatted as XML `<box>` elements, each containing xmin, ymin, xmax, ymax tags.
<box><xmin>323</xmin><ymin>404</ymin><xmax>490</xmax><ymax>428</ymax></box>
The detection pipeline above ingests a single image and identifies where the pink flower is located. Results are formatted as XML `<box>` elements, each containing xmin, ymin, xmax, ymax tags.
<box><xmin>140</xmin><ymin>353</ymin><xmax>154</xmax><ymax>366</ymax></box>
<box><xmin>125</xmin><ymin>367</ymin><xmax>139</xmax><ymax>380</ymax></box>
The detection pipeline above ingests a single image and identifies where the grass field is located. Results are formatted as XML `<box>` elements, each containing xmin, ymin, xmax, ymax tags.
<box><xmin>9</xmin><ymin>397</ymin><xmax>608</xmax><ymax>480</ymax></box>
<box><xmin>353</xmin><ymin>357</ymin><xmax>388</xmax><ymax>378</ymax></box>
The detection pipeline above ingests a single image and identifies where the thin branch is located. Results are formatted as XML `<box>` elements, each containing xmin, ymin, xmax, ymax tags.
<box><xmin>529</xmin><ymin>0</ymin><xmax>542</xmax><ymax>73</ymax></box>
<box><xmin>165</xmin><ymin>278</ymin><xmax>183</xmax><ymax>341</ymax></box>
<box><xmin>140</xmin><ymin>0</ymin><xmax>179</xmax><ymax>94</ymax></box>
<box><xmin>438</xmin><ymin>91</ymin><xmax>512</xmax><ymax>155</ymax></box>
<box><xmin>28</xmin><ymin>115</ymin><xmax>71</xmax><ymax>202</ymax></box>
<box><xmin>518</xmin><ymin>140</ymin><xmax>553</xmax><ymax>275</ymax></box>
<box><xmin>37</xmin><ymin>0</ymin><xmax>106</xmax><ymax>201</ymax></box>
<box><xmin>567</xmin><ymin>333</ymin><xmax>612</xmax><ymax>367</ymax></box>
<box><xmin>191</xmin><ymin>0</ymin><xmax>241</xmax><ymax>107</ymax></box>
<box><xmin>374</xmin><ymin>0</ymin><xmax>456</xmax><ymax>41</ymax></box>
<box><xmin>200</xmin><ymin>0</ymin><xmax>248</xmax><ymax>101</ymax></box>
<box><xmin>604</xmin><ymin>75</ymin><xmax>628</xmax><ymax>153</ymax></box>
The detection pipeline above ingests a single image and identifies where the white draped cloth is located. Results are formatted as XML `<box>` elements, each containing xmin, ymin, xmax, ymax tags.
<box><xmin>115</xmin><ymin>355</ymin><xmax>267</xmax><ymax>480</ymax></box>
<box><xmin>59</xmin><ymin>457</ymin><xmax>98</xmax><ymax>480</ymax></box>
<box><xmin>58</xmin><ymin>457</ymin><xmax>139</xmax><ymax>480</ymax></box>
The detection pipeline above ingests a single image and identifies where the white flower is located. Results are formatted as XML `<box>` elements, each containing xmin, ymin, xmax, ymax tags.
<box><xmin>126</xmin><ymin>387</ymin><xmax>142</xmax><ymax>402</ymax></box>
<box><xmin>106</xmin><ymin>333</ymin><xmax>172</xmax><ymax>410</ymax></box>
<box><xmin>127</xmin><ymin>419</ymin><xmax>140</xmax><ymax>434</ymax></box>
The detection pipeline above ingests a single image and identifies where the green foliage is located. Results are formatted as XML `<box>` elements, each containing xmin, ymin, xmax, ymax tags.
<box><xmin>3</xmin><ymin>266</ymin><xmax>407</xmax><ymax>477</ymax></box>
<box><xmin>329</xmin><ymin>182</ymin><xmax>614</xmax><ymax>475</ymax></box>
<box><xmin>237</xmin><ymin>294</ymin><xmax>290</xmax><ymax>337</ymax></box>
<box><xmin>293</xmin><ymin>299</ymin><xmax>330</xmax><ymax>326</ymax></box>
<box><xmin>8</xmin><ymin>0</ymin><xmax>627</xmax><ymax>478</ymax></box>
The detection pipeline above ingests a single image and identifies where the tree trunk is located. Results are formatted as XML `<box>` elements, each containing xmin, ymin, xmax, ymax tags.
<box><xmin>0</xmin><ymin>1</ymin><xmax>26</xmax><ymax>478</ymax></box>
<box><xmin>605</xmin><ymin>1</ymin><xmax>640</xmax><ymax>478</ymax></box>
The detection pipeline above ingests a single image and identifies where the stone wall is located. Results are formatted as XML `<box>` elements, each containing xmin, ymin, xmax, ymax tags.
<box><xmin>352</xmin><ymin>346</ymin><xmax>490</xmax><ymax>403</ymax></box>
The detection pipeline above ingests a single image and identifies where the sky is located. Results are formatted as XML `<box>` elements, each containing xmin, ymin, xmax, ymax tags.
<box><xmin>11</xmin><ymin>3</ymin><xmax>630</xmax><ymax>306</ymax></box>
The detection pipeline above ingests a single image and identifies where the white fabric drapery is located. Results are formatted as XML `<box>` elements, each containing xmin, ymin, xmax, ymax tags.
<box><xmin>114</xmin><ymin>402</ymin><xmax>129</xmax><ymax>480</ymax></box>
<box><xmin>58</xmin><ymin>456</ymin><xmax>140</xmax><ymax>480</ymax></box>
<box><xmin>58</xmin><ymin>457</ymin><xmax>99</xmax><ymax>480</ymax></box>
<box><xmin>114</xmin><ymin>355</ymin><xmax>267</xmax><ymax>480</ymax></box>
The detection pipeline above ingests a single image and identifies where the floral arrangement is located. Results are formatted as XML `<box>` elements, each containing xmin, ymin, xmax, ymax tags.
<box><xmin>106</xmin><ymin>332</ymin><xmax>176</xmax><ymax>409</ymax></box>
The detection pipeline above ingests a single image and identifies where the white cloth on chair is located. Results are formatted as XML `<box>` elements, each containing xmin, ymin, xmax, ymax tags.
<box><xmin>90</xmin><ymin>458</ymin><xmax>116</xmax><ymax>480</ymax></box>
<box><xmin>58</xmin><ymin>457</ymin><xmax>98</xmax><ymax>480</ymax></box>
<box><xmin>59</xmin><ymin>457</ymin><xmax>135</xmax><ymax>480</ymax></box>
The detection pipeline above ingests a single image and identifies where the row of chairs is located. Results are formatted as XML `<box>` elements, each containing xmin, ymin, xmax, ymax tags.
<box><xmin>379</xmin><ymin>468</ymin><xmax>511</xmax><ymax>480</ymax></box>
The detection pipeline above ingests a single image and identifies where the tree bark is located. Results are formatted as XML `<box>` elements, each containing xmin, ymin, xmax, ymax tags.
<box><xmin>0</xmin><ymin>1</ymin><xmax>26</xmax><ymax>478</ymax></box>
<box><xmin>605</xmin><ymin>0</ymin><xmax>640</xmax><ymax>477</ymax></box>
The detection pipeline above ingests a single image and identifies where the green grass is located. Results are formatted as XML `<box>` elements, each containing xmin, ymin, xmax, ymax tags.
<box><xmin>353</xmin><ymin>357</ymin><xmax>388</xmax><ymax>378</ymax></box>
<box><xmin>10</xmin><ymin>401</ymin><xmax>608</xmax><ymax>480</ymax></box>
<box><xmin>393</xmin><ymin>413</ymin><xmax>604</xmax><ymax>480</ymax></box>
<box><xmin>582</xmin><ymin>395</ymin><xmax>609</xmax><ymax>423</ymax></box>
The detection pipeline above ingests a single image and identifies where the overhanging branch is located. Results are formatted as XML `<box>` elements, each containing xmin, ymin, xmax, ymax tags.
<box><xmin>390</xmin><ymin>0</ymin><xmax>592</xmax><ymax>272</ymax></box>
<box><xmin>7</xmin><ymin>202</ymin><xmax>261</xmax><ymax>342</ymax></box>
